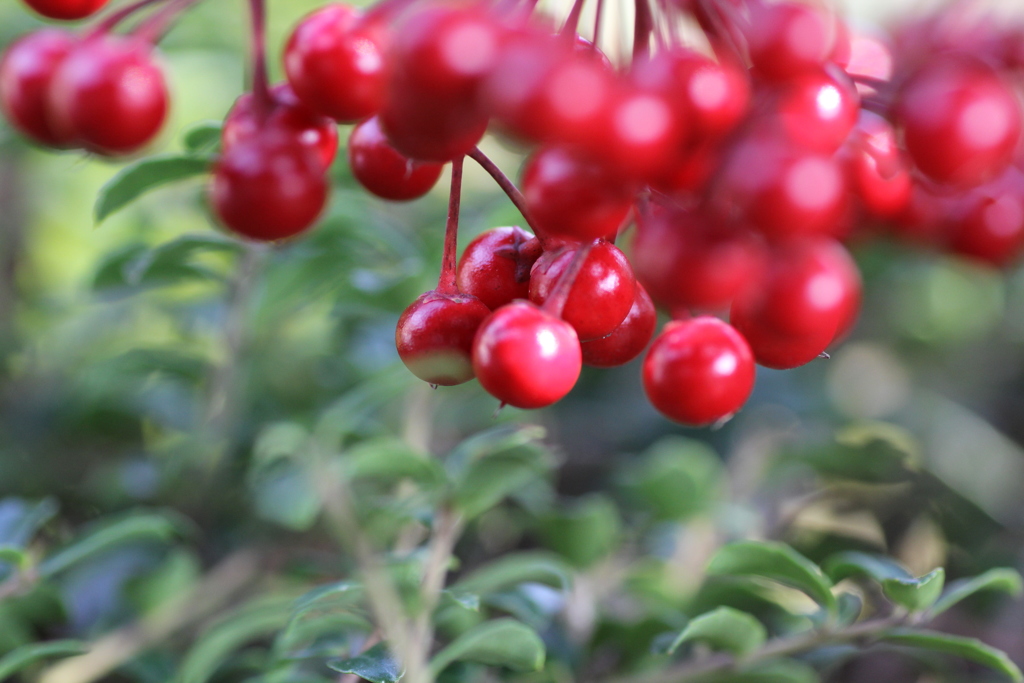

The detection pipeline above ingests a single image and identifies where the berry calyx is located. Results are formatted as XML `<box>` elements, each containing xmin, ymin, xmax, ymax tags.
<box><xmin>472</xmin><ymin>300</ymin><xmax>582</xmax><ymax>409</ymax></box>
<box><xmin>642</xmin><ymin>316</ymin><xmax>756</xmax><ymax>426</ymax></box>
<box><xmin>210</xmin><ymin>134</ymin><xmax>328</xmax><ymax>242</ymax></box>
<box><xmin>347</xmin><ymin>116</ymin><xmax>445</xmax><ymax>200</ymax></box>
<box><xmin>396</xmin><ymin>290</ymin><xmax>492</xmax><ymax>386</ymax></box>
<box><xmin>456</xmin><ymin>226</ymin><xmax>542</xmax><ymax>310</ymax></box>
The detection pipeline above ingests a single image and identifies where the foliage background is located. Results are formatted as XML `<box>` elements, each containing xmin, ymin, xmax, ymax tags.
<box><xmin>1</xmin><ymin>0</ymin><xmax>1024</xmax><ymax>681</ymax></box>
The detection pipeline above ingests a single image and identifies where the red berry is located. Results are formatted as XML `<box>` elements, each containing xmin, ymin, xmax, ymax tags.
<box><xmin>0</xmin><ymin>29</ymin><xmax>78</xmax><ymax>147</ymax></box>
<box><xmin>774</xmin><ymin>65</ymin><xmax>859</xmax><ymax>153</ymax></box>
<box><xmin>597</xmin><ymin>83</ymin><xmax>684</xmax><ymax>181</ymax></box>
<box><xmin>631</xmin><ymin>207</ymin><xmax>765</xmax><ymax>313</ymax></box>
<box><xmin>642</xmin><ymin>317</ymin><xmax>755</xmax><ymax>426</ymax></box>
<box><xmin>456</xmin><ymin>226</ymin><xmax>542</xmax><ymax>310</ymax></box>
<box><xmin>896</xmin><ymin>57</ymin><xmax>1022</xmax><ymax>188</ymax></box>
<box><xmin>730</xmin><ymin>302</ymin><xmax>833</xmax><ymax>369</ymax></box>
<box><xmin>223</xmin><ymin>83</ymin><xmax>338</xmax><ymax>170</ymax></box>
<box><xmin>845</xmin><ymin>111</ymin><xmax>912</xmax><ymax>219</ymax></box>
<box><xmin>745</xmin><ymin>2</ymin><xmax>835</xmax><ymax>82</ymax></box>
<box><xmin>472</xmin><ymin>301</ymin><xmax>582</xmax><ymax>409</ymax></box>
<box><xmin>396</xmin><ymin>290</ymin><xmax>491</xmax><ymax>386</ymax></box>
<box><xmin>20</xmin><ymin>0</ymin><xmax>109</xmax><ymax>21</ymax></box>
<box><xmin>210</xmin><ymin>135</ymin><xmax>328</xmax><ymax>242</ymax></box>
<box><xmin>521</xmin><ymin>147</ymin><xmax>634</xmax><ymax>243</ymax></box>
<box><xmin>47</xmin><ymin>35</ymin><xmax>168</xmax><ymax>155</ymax></box>
<box><xmin>713</xmin><ymin>133</ymin><xmax>850</xmax><ymax>241</ymax></box>
<box><xmin>529</xmin><ymin>241</ymin><xmax>636</xmax><ymax>341</ymax></box>
<box><xmin>347</xmin><ymin>116</ymin><xmax>444</xmax><ymax>200</ymax></box>
<box><xmin>949</xmin><ymin>168</ymin><xmax>1024</xmax><ymax>267</ymax></box>
<box><xmin>284</xmin><ymin>4</ymin><xmax>386</xmax><ymax>122</ymax></box>
<box><xmin>581</xmin><ymin>284</ymin><xmax>657</xmax><ymax>367</ymax></box>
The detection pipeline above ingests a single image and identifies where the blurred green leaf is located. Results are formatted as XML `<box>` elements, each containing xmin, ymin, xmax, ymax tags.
<box><xmin>328</xmin><ymin>643</ymin><xmax>403</xmax><ymax>683</ymax></box>
<box><xmin>930</xmin><ymin>568</ymin><xmax>1024</xmax><ymax>617</ymax></box>
<box><xmin>444</xmin><ymin>424</ymin><xmax>548</xmax><ymax>479</ymax></box>
<box><xmin>881</xmin><ymin>629</ymin><xmax>1022</xmax><ymax>682</ymax></box>
<box><xmin>790</xmin><ymin>422</ymin><xmax>919</xmax><ymax>484</ymax></box>
<box><xmin>40</xmin><ymin>512</ymin><xmax>188</xmax><ymax>578</ymax></box>
<box><xmin>668</xmin><ymin>607</ymin><xmax>766</xmax><ymax>657</ymax></box>
<box><xmin>824</xmin><ymin>553</ymin><xmax>944</xmax><ymax>611</ymax></box>
<box><xmin>707</xmin><ymin>542</ymin><xmax>836</xmax><ymax>615</ymax></box>
<box><xmin>182</xmin><ymin>121</ymin><xmax>223</xmax><ymax>154</ymax></box>
<box><xmin>536</xmin><ymin>495</ymin><xmax>620</xmax><ymax>569</ymax></box>
<box><xmin>450</xmin><ymin>552</ymin><xmax>571</xmax><ymax>595</ymax></box>
<box><xmin>704</xmin><ymin>659</ymin><xmax>819</xmax><ymax>683</ymax></box>
<box><xmin>440</xmin><ymin>591</ymin><xmax>480</xmax><ymax>612</ymax></box>
<box><xmin>0</xmin><ymin>640</ymin><xmax>87</xmax><ymax>680</ymax></box>
<box><xmin>428</xmin><ymin>618</ymin><xmax>545</xmax><ymax>676</ymax></box>
<box><xmin>836</xmin><ymin>593</ymin><xmax>862</xmax><ymax>627</ymax></box>
<box><xmin>622</xmin><ymin>437</ymin><xmax>723</xmax><ymax>521</ymax></box>
<box><xmin>346</xmin><ymin>438</ymin><xmax>447</xmax><ymax>488</ymax></box>
<box><xmin>95</xmin><ymin>155</ymin><xmax>212</xmax><ymax>224</ymax></box>
<box><xmin>250</xmin><ymin>461</ymin><xmax>321</xmax><ymax>531</ymax></box>
<box><xmin>0</xmin><ymin>498</ymin><xmax>58</xmax><ymax>548</ymax></box>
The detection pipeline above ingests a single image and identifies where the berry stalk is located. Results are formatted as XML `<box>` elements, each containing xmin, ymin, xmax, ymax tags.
<box><xmin>543</xmin><ymin>241</ymin><xmax>595</xmax><ymax>319</ymax></box>
<box><xmin>437</xmin><ymin>156</ymin><xmax>464</xmax><ymax>296</ymax></box>
<box><xmin>247</xmin><ymin>0</ymin><xmax>272</xmax><ymax>118</ymax></box>
<box><xmin>468</xmin><ymin>147</ymin><xmax>543</xmax><ymax>239</ymax></box>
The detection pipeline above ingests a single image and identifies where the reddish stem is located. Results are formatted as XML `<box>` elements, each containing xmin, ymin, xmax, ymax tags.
<box><xmin>591</xmin><ymin>0</ymin><xmax>605</xmax><ymax>48</ymax></box>
<box><xmin>437</xmin><ymin>157</ymin><xmax>464</xmax><ymax>296</ymax></box>
<box><xmin>468</xmin><ymin>147</ymin><xmax>544</xmax><ymax>240</ymax></box>
<box><xmin>542</xmin><ymin>241</ymin><xmax>595</xmax><ymax>319</ymax></box>
<box><xmin>247</xmin><ymin>0</ymin><xmax>273</xmax><ymax>119</ymax></box>
<box><xmin>560</xmin><ymin>0</ymin><xmax>587</xmax><ymax>41</ymax></box>
<box><xmin>87</xmin><ymin>0</ymin><xmax>171</xmax><ymax>39</ymax></box>
<box><xmin>633</xmin><ymin>0</ymin><xmax>653</xmax><ymax>60</ymax></box>
<box><xmin>133</xmin><ymin>0</ymin><xmax>201</xmax><ymax>44</ymax></box>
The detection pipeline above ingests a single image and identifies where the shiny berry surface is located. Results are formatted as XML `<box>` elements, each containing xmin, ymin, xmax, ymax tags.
<box><xmin>210</xmin><ymin>135</ymin><xmax>328</xmax><ymax>242</ymax></box>
<box><xmin>472</xmin><ymin>301</ymin><xmax>582</xmax><ymax>409</ymax></box>
<box><xmin>0</xmin><ymin>29</ymin><xmax>77</xmax><ymax>147</ymax></box>
<box><xmin>347</xmin><ymin>116</ymin><xmax>445</xmax><ymax>200</ymax></box>
<box><xmin>396</xmin><ymin>290</ymin><xmax>491</xmax><ymax>386</ymax></box>
<box><xmin>456</xmin><ymin>226</ymin><xmax>542</xmax><ymax>310</ymax></box>
<box><xmin>642</xmin><ymin>317</ymin><xmax>755</xmax><ymax>426</ymax></box>
<box><xmin>581</xmin><ymin>284</ymin><xmax>657</xmax><ymax>368</ymax></box>
<box><xmin>22</xmin><ymin>0</ymin><xmax>109</xmax><ymax>21</ymax></box>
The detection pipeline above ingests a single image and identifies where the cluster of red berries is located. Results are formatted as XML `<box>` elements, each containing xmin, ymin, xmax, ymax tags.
<box><xmin>3</xmin><ymin>0</ymin><xmax>1023</xmax><ymax>427</ymax></box>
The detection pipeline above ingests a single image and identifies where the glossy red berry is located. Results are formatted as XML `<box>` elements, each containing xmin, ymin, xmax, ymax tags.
<box><xmin>210</xmin><ymin>135</ymin><xmax>328</xmax><ymax>242</ymax></box>
<box><xmin>949</xmin><ymin>169</ymin><xmax>1024</xmax><ymax>267</ymax></box>
<box><xmin>745</xmin><ymin>1</ymin><xmax>835</xmax><ymax>82</ymax></box>
<box><xmin>529</xmin><ymin>241</ymin><xmax>636</xmax><ymax>341</ymax></box>
<box><xmin>472</xmin><ymin>301</ymin><xmax>582</xmax><ymax>409</ymax></box>
<box><xmin>0</xmin><ymin>29</ymin><xmax>78</xmax><ymax>147</ymax></box>
<box><xmin>223</xmin><ymin>84</ymin><xmax>338</xmax><ymax>170</ymax></box>
<box><xmin>456</xmin><ymin>226</ymin><xmax>542</xmax><ymax>310</ymax></box>
<box><xmin>581</xmin><ymin>284</ymin><xmax>657</xmax><ymax>367</ymax></box>
<box><xmin>284</xmin><ymin>4</ymin><xmax>386</xmax><ymax>123</ymax></box>
<box><xmin>845</xmin><ymin>111</ymin><xmax>912</xmax><ymax>219</ymax></box>
<box><xmin>20</xmin><ymin>0</ymin><xmax>109</xmax><ymax>21</ymax></box>
<box><xmin>347</xmin><ymin>116</ymin><xmax>445</xmax><ymax>200</ymax></box>
<box><xmin>521</xmin><ymin>147</ymin><xmax>634</xmax><ymax>243</ymax></box>
<box><xmin>896</xmin><ymin>57</ymin><xmax>1022</xmax><ymax>187</ymax></box>
<box><xmin>598</xmin><ymin>83</ymin><xmax>684</xmax><ymax>181</ymax></box>
<box><xmin>775</xmin><ymin>65</ymin><xmax>859</xmax><ymax>153</ymax></box>
<box><xmin>642</xmin><ymin>317</ymin><xmax>755</xmax><ymax>426</ymax></box>
<box><xmin>396</xmin><ymin>290</ymin><xmax>491</xmax><ymax>386</ymax></box>
<box><xmin>47</xmin><ymin>35</ymin><xmax>168</xmax><ymax>155</ymax></box>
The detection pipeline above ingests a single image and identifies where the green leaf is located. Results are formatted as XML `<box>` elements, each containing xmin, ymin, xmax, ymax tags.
<box><xmin>881</xmin><ymin>628</ymin><xmax>1023</xmax><ymax>682</ymax></box>
<box><xmin>668</xmin><ymin>607</ymin><xmax>766</xmax><ymax>657</ymax></box>
<box><xmin>882</xmin><ymin>569</ymin><xmax>944</xmax><ymax>612</ymax></box>
<box><xmin>346</xmin><ymin>438</ymin><xmax>447</xmax><ymax>488</ymax></box>
<box><xmin>328</xmin><ymin>643</ymin><xmax>403</xmax><ymax>683</ymax></box>
<box><xmin>182</xmin><ymin>121</ymin><xmax>223</xmax><ymax>153</ymax></box>
<box><xmin>536</xmin><ymin>495</ymin><xmax>620</xmax><ymax>569</ymax></box>
<box><xmin>450</xmin><ymin>552</ymin><xmax>571</xmax><ymax>595</ymax></box>
<box><xmin>445</xmin><ymin>424</ymin><xmax>548</xmax><ymax>478</ymax></box>
<box><xmin>707</xmin><ymin>542</ymin><xmax>836</xmax><ymax>615</ymax></box>
<box><xmin>0</xmin><ymin>497</ymin><xmax>58</xmax><ymax>547</ymax></box>
<box><xmin>428</xmin><ymin>618</ymin><xmax>545</xmax><ymax>677</ymax></box>
<box><xmin>440</xmin><ymin>590</ymin><xmax>480</xmax><ymax>612</ymax></box>
<box><xmin>824</xmin><ymin>553</ymin><xmax>944</xmax><ymax>611</ymax></box>
<box><xmin>0</xmin><ymin>640</ymin><xmax>88</xmax><ymax>680</ymax></box>
<box><xmin>95</xmin><ymin>154</ymin><xmax>212</xmax><ymax>224</ymax></box>
<box><xmin>622</xmin><ymin>437</ymin><xmax>724</xmax><ymax>521</ymax></box>
<box><xmin>790</xmin><ymin>422</ymin><xmax>920</xmax><ymax>484</ymax></box>
<box><xmin>39</xmin><ymin>511</ymin><xmax>188</xmax><ymax>578</ymax></box>
<box><xmin>177</xmin><ymin>596</ymin><xmax>295</xmax><ymax>683</ymax></box>
<box><xmin>836</xmin><ymin>593</ymin><xmax>862</xmax><ymax>627</ymax></box>
<box><xmin>0</xmin><ymin>546</ymin><xmax>28</xmax><ymax>570</ymax></box>
<box><xmin>453</xmin><ymin>445</ymin><xmax>553</xmax><ymax>519</ymax></box>
<box><xmin>706</xmin><ymin>659</ymin><xmax>819</xmax><ymax>683</ymax></box>
<box><xmin>930</xmin><ymin>568</ymin><xmax>1024</xmax><ymax>617</ymax></box>
<box><xmin>123</xmin><ymin>234</ymin><xmax>241</xmax><ymax>287</ymax></box>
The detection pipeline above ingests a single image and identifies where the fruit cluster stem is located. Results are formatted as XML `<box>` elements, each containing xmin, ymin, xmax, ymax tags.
<box><xmin>633</xmin><ymin>0</ymin><xmax>653</xmax><ymax>59</ymax></box>
<box><xmin>468</xmin><ymin>147</ymin><xmax>544</xmax><ymax>239</ymax></box>
<box><xmin>437</xmin><ymin>156</ymin><xmax>464</xmax><ymax>296</ymax></box>
<box><xmin>543</xmin><ymin>241</ymin><xmax>595</xmax><ymax>319</ymax></box>
<box><xmin>247</xmin><ymin>0</ymin><xmax>273</xmax><ymax>118</ymax></box>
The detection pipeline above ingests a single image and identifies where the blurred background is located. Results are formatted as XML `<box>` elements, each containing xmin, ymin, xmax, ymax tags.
<box><xmin>1</xmin><ymin>0</ymin><xmax>1024</xmax><ymax>681</ymax></box>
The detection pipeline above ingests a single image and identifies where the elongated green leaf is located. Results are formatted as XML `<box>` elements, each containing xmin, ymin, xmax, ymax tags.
<box><xmin>40</xmin><ymin>512</ymin><xmax>188</xmax><ymax>578</ymax></box>
<box><xmin>182</xmin><ymin>121</ymin><xmax>223</xmax><ymax>153</ymax></box>
<box><xmin>177</xmin><ymin>597</ymin><xmax>295</xmax><ymax>683</ymax></box>
<box><xmin>930</xmin><ymin>568</ymin><xmax>1024</xmax><ymax>617</ymax></box>
<box><xmin>328</xmin><ymin>643</ymin><xmax>403</xmax><ymax>683</ymax></box>
<box><xmin>428</xmin><ymin>619</ymin><xmax>545</xmax><ymax>676</ymax></box>
<box><xmin>445</xmin><ymin>424</ymin><xmax>547</xmax><ymax>478</ymax></box>
<box><xmin>881</xmin><ymin>628</ymin><xmax>1022</xmax><ymax>682</ymax></box>
<box><xmin>450</xmin><ymin>552</ymin><xmax>571</xmax><ymax>595</ymax></box>
<box><xmin>345</xmin><ymin>438</ymin><xmax>446</xmax><ymax>488</ymax></box>
<box><xmin>0</xmin><ymin>640</ymin><xmax>88</xmax><ymax>679</ymax></box>
<box><xmin>707</xmin><ymin>542</ymin><xmax>836</xmax><ymax>614</ymax></box>
<box><xmin>824</xmin><ymin>553</ymin><xmax>944</xmax><ymax>611</ymax></box>
<box><xmin>668</xmin><ymin>607</ymin><xmax>766</xmax><ymax>657</ymax></box>
<box><xmin>95</xmin><ymin>155</ymin><xmax>211</xmax><ymax>223</ymax></box>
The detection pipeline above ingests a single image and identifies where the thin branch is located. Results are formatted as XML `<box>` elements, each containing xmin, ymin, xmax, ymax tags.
<box><xmin>437</xmin><ymin>157</ymin><xmax>464</xmax><ymax>296</ymax></box>
<box><xmin>467</xmin><ymin>147</ymin><xmax>542</xmax><ymax>238</ymax></box>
